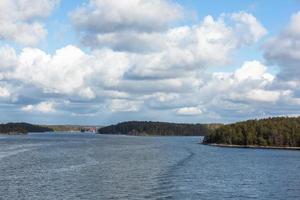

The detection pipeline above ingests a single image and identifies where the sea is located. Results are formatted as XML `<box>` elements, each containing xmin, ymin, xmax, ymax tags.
<box><xmin>0</xmin><ymin>132</ymin><xmax>299</xmax><ymax>200</ymax></box>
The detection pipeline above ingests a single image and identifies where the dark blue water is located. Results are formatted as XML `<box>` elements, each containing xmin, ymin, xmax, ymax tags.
<box><xmin>0</xmin><ymin>133</ymin><xmax>299</xmax><ymax>200</ymax></box>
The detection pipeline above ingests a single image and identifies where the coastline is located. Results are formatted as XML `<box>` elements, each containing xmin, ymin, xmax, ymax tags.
<box><xmin>98</xmin><ymin>133</ymin><xmax>203</xmax><ymax>137</ymax></box>
<box><xmin>202</xmin><ymin>143</ymin><xmax>300</xmax><ymax>150</ymax></box>
<box><xmin>0</xmin><ymin>132</ymin><xmax>27</xmax><ymax>135</ymax></box>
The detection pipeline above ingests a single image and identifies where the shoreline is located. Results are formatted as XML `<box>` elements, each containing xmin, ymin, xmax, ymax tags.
<box><xmin>202</xmin><ymin>143</ymin><xmax>300</xmax><ymax>150</ymax></box>
<box><xmin>0</xmin><ymin>132</ymin><xmax>27</xmax><ymax>135</ymax></box>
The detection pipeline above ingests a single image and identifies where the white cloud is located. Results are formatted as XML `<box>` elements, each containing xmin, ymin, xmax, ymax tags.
<box><xmin>71</xmin><ymin>0</ymin><xmax>182</xmax><ymax>33</ymax></box>
<box><xmin>0</xmin><ymin>86</ymin><xmax>10</xmax><ymax>98</ymax></box>
<box><xmin>230</xmin><ymin>12</ymin><xmax>267</xmax><ymax>44</ymax></box>
<box><xmin>10</xmin><ymin>45</ymin><xmax>94</xmax><ymax>98</ymax></box>
<box><xmin>71</xmin><ymin>0</ymin><xmax>267</xmax><ymax>65</ymax></box>
<box><xmin>177</xmin><ymin>107</ymin><xmax>202</xmax><ymax>116</ymax></box>
<box><xmin>124</xmin><ymin>13</ymin><xmax>267</xmax><ymax>81</ymax></box>
<box><xmin>198</xmin><ymin>60</ymin><xmax>280</xmax><ymax>105</ymax></box>
<box><xmin>0</xmin><ymin>9</ymin><xmax>271</xmax><ymax>120</ymax></box>
<box><xmin>0</xmin><ymin>46</ymin><xmax>17</xmax><ymax>70</ymax></box>
<box><xmin>89</xmin><ymin>49</ymin><xmax>131</xmax><ymax>87</ymax></box>
<box><xmin>245</xmin><ymin>89</ymin><xmax>280</xmax><ymax>103</ymax></box>
<box><xmin>1</xmin><ymin>45</ymin><xmax>131</xmax><ymax>100</ymax></box>
<box><xmin>0</xmin><ymin>0</ymin><xmax>59</xmax><ymax>45</ymax></box>
<box><xmin>22</xmin><ymin>101</ymin><xmax>56</xmax><ymax>113</ymax></box>
<box><xmin>264</xmin><ymin>11</ymin><xmax>300</xmax><ymax>80</ymax></box>
<box><xmin>234</xmin><ymin>60</ymin><xmax>274</xmax><ymax>82</ymax></box>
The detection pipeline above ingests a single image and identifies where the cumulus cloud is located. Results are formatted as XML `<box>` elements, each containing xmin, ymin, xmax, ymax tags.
<box><xmin>0</xmin><ymin>46</ymin><xmax>17</xmax><ymax>70</ymax></box>
<box><xmin>0</xmin><ymin>0</ymin><xmax>59</xmax><ymax>45</ymax></box>
<box><xmin>70</xmin><ymin>0</ymin><xmax>183</xmax><ymax>52</ymax></box>
<box><xmin>71</xmin><ymin>0</ymin><xmax>182</xmax><ymax>34</ymax></box>
<box><xmin>22</xmin><ymin>101</ymin><xmax>56</xmax><ymax>113</ymax></box>
<box><xmin>11</xmin><ymin>45</ymin><xmax>93</xmax><ymax>97</ymax></box>
<box><xmin>198</xmin><ymin>61</ymin><xmax>276</xmax><ymax>103</ymax></box>
<box><xmin>264</xmin><ymin>11</ymin><xmax>300</xmax><ymax>81</ymax></box>
<box><xmin>1</xmin><ymin>49</ymin><xmax>298</xmax><ymax>120</ymax></box>
<box><xmin>186</xmin><ymin>57</ymin><xmax>300</xmax><ymax>121</ymax></box>
<box><xmin>234</xmin><ymin>61</ymin><xmax>274</xmax><ymax>82</ymax></box>
<box><xmin>0</xmin><ymin>9</ymin><xmax>268</xmax><ymax>116</ymax></box>
<box><xmin>194</xmin><ymin>59</ymin><xmax>300</xmax><ymax>121</ymax></box>
<box><xmin>120</xmin><ymin>13</ymin><xmax>267</xmax><ymax>82</ymax></box>
<box><xmin>1</xmin><ymin>45</ymin><xmax>130</xmax><ymax>101</ymax></box>
<box><xmin>71</xmin><ymin>0</ymin><xmax>266</xmax><ymax>59</ymax></box>
<box><xmin>3</xmin><ymin>16</ymin><xmax>267</xmax><ymax>101</ymax></box>
<box><xmin>204</xmin><ymin>60</ymin><xmax>281</xmax><ymax>103</ymax></box>
<box><xmin>230</xmin><ymin>12</ymin><xmax>267</xmax><ymax>44</ymax></box>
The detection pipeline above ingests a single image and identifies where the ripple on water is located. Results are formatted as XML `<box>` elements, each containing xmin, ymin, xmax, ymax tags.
<box><xmin>0</xmin><ymin>133</ymin><xmax>300</xmax><ymax>200</ymax></box>
<box><xmin>0</xmin><ymin>143</ymin><xmax>47</xmax><ymax>161</ymax></box>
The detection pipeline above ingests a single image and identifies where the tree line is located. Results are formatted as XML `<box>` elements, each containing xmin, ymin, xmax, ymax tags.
<box><xmin>203</xmin><ymin>117</ymin><xmax>300</xmax><ymax>147</ymax></box>
<box><xmin>98</xmin><ymin>121</ymin><xmax>213</xmax><ymax>136</ymax></box>
<box><xmin>0</xmin><ymin>123</ymin><xmax>53</xmax><ymax>134</ymax></box>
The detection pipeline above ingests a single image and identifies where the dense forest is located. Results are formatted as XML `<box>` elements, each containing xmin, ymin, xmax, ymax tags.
<box><xmin>98</xmin><ymin>121</ymin><xmax>215</xmax><ymax>136</ymax></box>
<box><xmin>203</xmin><ymin>117</ymin><xmax>300</xmax><ymax>147</ymax></box>
<box><xmin>0</xmin><ymin>123</ymin><xmax>53</xmax><ymax>134</ymax></box>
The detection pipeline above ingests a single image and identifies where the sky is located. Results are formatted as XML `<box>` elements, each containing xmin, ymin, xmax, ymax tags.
<box><xmin>0</xmin><ymin>0</ymin><xmax>300</xmax><ymax>125</ymax></box>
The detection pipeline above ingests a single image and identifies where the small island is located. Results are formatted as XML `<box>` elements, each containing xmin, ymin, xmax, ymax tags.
<box><xmin>203</xmin><ymin>117</ymin><xmax>300</xmax><ymax>149</ymax></box>
<box><xmin>0</xmin><ymin>123</ymin><xmax>53</xmax><ymax>135</ymax></box>
<box><xmin>98</xmin><ymin>121</ymin><xmax>221</xmax><ymax>136</ymax></box>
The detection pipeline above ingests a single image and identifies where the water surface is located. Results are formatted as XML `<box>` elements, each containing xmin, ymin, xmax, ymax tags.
<box><xmin>0</xmin><ymin>133</ymin><xmax>299</xmax><ymax>200</ymax></box>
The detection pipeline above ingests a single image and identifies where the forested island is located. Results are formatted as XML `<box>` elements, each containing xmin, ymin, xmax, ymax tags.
<box><xmin>203</xmin><ymin>117</ymin><xmax>300</xmax><ymax>148</ymax></box>
<box><xmin>98</xmin><ymin>121</ymin><xmax>220</xmax><ymax>136</ymax></box>
<box><xmin>0</xmin><ymin>123</ymin><xmax>53</xmax><ymax>135</ymax></box>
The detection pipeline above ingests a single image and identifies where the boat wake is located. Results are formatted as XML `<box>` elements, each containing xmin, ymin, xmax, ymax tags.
<box><xmin>0</xmin><ymin>144</ymin><xmax>45</xmax><ymax>161</ymax></box>
<box><xmin>146</xmin><ymin>147</ymin><xmax>195</xmax><ymax>199</ymax></box>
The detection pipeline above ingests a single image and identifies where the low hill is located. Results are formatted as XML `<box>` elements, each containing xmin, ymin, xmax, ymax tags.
<box><xmin>0</xmin><ymin>123</ymin><xmax>53</xmax><ymax>134</ymax></box>
<box><xmin>98</xmin><ymin>121</ymin><xmax>215</xmax><ymax>136</ymax></box>
<box><xmin>203</xmin><ymin>117</ymin><xmax>300</xmax><ymax>147</ymax></box>
<box><xmin>42</xmin><ymin>125</ymin><xmax>102</xmax><ymax>132</ymax></box>
<box><xmin>43</xmin><ymin>125</ymin><xmax>83</xmax><ymax>132</ymax></box>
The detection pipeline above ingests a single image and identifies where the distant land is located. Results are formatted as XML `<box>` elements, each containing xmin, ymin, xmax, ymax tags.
<box><xmin>98</xmin><ymin>121</ymin><xmax>222</xmax><ymax>136</ymax></box>
<box><xmin>0</xmin><ymin>123</ymin><xmax>102</xmax><ymax>134</ymax></box>
<box><xmin>203</xmin><ymin>117</ymin><xmax>300</xmax><ymax>148</ymax></box>
<box><xmin>0</xmin><ymin>123</ymin><xmax>53</xmax><ymax>135</ymax></box>
<box><xmin>42</xmin><ymin>125</ymin><xmax>101</xmax><ymax>133</ymax></box>
<box><xmin>42</xmin><ymin>125</ymin><xmax>82</xmax><ymax>132</ymax></box>
<box><xmin>2</xmin><ymin>117</ymin><xmax>300</xmax><ymax>149</ymax></box>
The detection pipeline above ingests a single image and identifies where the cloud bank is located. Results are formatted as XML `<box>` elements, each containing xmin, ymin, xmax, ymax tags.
<box><xmin>0</xmin><ymin>0</ymin><xmax>299</xmax><ymax>124</ymax></box>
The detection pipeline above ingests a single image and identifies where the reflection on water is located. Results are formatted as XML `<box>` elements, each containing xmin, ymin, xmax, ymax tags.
<box><xmin>0</xmin><ymin>133</ymin><xmax>300</xmax><ymax>200</ymax></box>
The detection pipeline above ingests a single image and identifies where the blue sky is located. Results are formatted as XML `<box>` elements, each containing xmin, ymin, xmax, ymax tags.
<box><xmin>0</xmin><ymin>0</ymin><xmax>299</xmax><ymax>125</ymax></box>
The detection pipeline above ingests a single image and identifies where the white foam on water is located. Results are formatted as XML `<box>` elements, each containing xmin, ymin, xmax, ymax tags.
<box><xmin>0</xmin><ymin>143</ymin><xmax>47</xmax><ymax>161</ymax></box>
<box><xmin>52</xmin><ymin>157</ymin><xmax>99</xmax><ymax>174</ymax></box>
<box><xmin>0</xmin><ymin>148</ymin><xmax>32</xmax><ymax>161</ymax></box>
